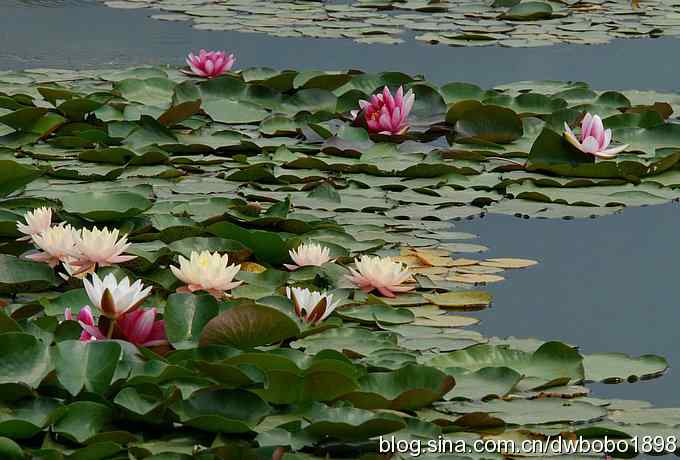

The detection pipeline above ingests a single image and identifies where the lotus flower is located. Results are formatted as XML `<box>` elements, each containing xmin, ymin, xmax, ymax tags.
<box><xmin>16</xmin><ymin>207</ymin><xmax>53</xmax><ymax>241</ymax></box>
<box><xmin>71</xmin><ymin>227</ymin><xmax>136</xmax><ymax>272</ymax></box>
<box><xmin>284</xmin><ymin>242</ymin><xmax>335</xmax><ymax>271</ymax></box>
<box><xmin>563</xmin><ymin>113</ymin><xmax>629</xmax><ymax>159</ymax></box>
<box><xmin>26</xmin><ymin>224</ymin><xmax>80</xmax><ymax>268</ymax></box>
<box><xmin>84</xmin><ymin>273</ymin><xmax>152</xmax><ymax>319</ymax></box>
<box><xmin>170</xmin><ymin>251</ymin><xmax>242</xmax><ymax>299</ymax></box>
<box><xmin>346</xmin><ymin>255</ymin><xmax>414</xmax><ymax>298</ymax></box>
<box><xmin>117</xmin><ymin>307</ymin><xmax>167</xmax><ymax>347</ymax></box>
<box><xmin>65</xmin><ymin>306</ymin><xmax>105</xmax><ymax>341</ymax></box>
<box><xmin>184</xmin><ymin>49</ymin><xmax>235</xmax><ymax>78</ymax></box>
<box><xmin>286</xmin><ymin>287</ymin><xmax>341</xmax><ymax>325</ymax></box>
<box><xmin>351</xmin><ymin>86</ymin><xmax>414</xmax><ymax>135</ymax></box>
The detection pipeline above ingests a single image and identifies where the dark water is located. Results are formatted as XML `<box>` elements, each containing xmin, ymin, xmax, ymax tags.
<box><xmin>2</xmin><ymin>0</ymin><xmax>680</xmax><ymax>91</ymax></box>
<box><xmin>465</xmin><ymin>203</ymin><xmax>680</xmax><ymax>407</ymax></box>
<box><xmin>2</xmin><ymin>0</ymin><xmax>680</xmax><ymax>411</ymax></box>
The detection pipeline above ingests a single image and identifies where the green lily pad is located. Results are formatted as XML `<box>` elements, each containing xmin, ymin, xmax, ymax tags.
<box><xmin>200</xmin><ymin>301</ymin><xmax>301</xmax><ymax>349</ymax></box>
<box><xmin>61</xmin><ymin>191</ymin><xmax>152</xmax><ymax>222</ymax></box>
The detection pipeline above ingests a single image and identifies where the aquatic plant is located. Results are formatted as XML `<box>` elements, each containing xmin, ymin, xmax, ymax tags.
<box><xmin>0</xmin><ymin>65</ymin><xmax>674</xmax><ymax>459</ymax></box>
<box><xmin>116</xmin><ymin>307</ymin><xmax>167</xmax><ymax>347</ymax></box>
<box><xmin>72</xmin><ymin>227</ymin><xmax>136</xmax><ymax>272</ymax></box>
<box><xmin>26</xmin><ymin>223</ymin><xmax>79</xmax><ymax>268</ymax></box>
<box><xmin>171</xmin><ymin>250</ymin><xmax>242</xmax><ymax>298</ymax></box>
<box><xmin>352</xmin><ymin>86</ymin><xmax>414</xmax><ymax>135</ymax></box>
<box><xmin>346</xmin><ymin>255</ymin><xmax>414</xmax><ymax>297</ymax></box>
<box><xmin>83</xmin><ymin>273</ymin><xmax>152</xmax><ymax>319</ymax></box>
<box><xmin>285</xmin><ymin>286</ymin><xmax>340</xmax><ymax>324</ymax></box>
<box><xmin>16</xmin><ymin>207</ymin><xmax>52</xmax><ymax>241</ymax></box>
<box><xmin>285</xmin><ymin>242</ymin><xmax>334</xmax><ymax>270</ymax></box>
<box><xmin>64</xmin><ymin>306</ymin><xmax>105</xmax><ymax>341</ymax></box>
<box><xmin>564</xmin><ymin>113</ymin><xmax>629</xmax><ymax>159</ymax></box>
<box><xmin>184</xmin><ymin>49</ymin><xmax>235</xmax><ymax>78</ymax></box>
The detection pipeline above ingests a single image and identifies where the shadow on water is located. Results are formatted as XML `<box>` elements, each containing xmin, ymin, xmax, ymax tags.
<box><xmin>3</xmin><ymin>0</ymin><xmax>680</xmax><ymax>408</ymax></box>
<box><xmin>0</xmin><ymin>0</ymin><xmax>680</xmax><ymax>91</ymax></box>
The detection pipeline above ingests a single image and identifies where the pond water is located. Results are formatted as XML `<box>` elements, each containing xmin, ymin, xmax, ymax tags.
<box><xmin>465</xmin><ymin>204</ymin><xmax>680</xmax><ymax>408</ymax></box>
<box><xmin>4</xmin><ymin>0</ymin><xmax>680</xmax><ymax>91</ymax></box>
<box><xmin>3</xmin><ymin>0</ymin><xmax>680</xmax><ymax>420</ymax></box>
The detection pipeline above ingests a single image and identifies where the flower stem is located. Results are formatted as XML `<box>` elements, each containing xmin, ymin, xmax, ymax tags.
<box><xmin>106</xmin><ymin>319</ymin><xmax>115</xmax><ymax>339</ymax></box>
<box><xmin>486</xmin><ymin>156</ymin><xmax>526</xmax><ymax>167</ymax></box>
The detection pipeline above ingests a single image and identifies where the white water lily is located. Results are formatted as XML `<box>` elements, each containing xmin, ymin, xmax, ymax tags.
<box><xmin>170</xmin><ymin>251</ymin><xmax>242</xmax><ymax>298</ymax></box>
<box><xmin>83</xmin><ymin>272</ymin><xmax>152</xmax><ymax>319</ymax></box>
<box><xmin>285</xmin><ymin>287</ymin><xmax>341</xmax><ymax>324</ymax></box>
<box><xmin>346</xmin><ymin>255</ymin><xmax>414</xmax><ymax>298</ymax></box>
<box><xmin>284</xmin><ymin>242</ymin><xmax>335</xmax><ymax>270</ymax></box>
<box><xmin>16</xmin><ymin>207</ymin><xmax>53</xmax><ymax>241</ymax></box>
<box><xmin>71</xmin><ymin>227</ymin><xmax>136</xmax><ymax>271</ymax></box>
<box><xmin>26</xmin><ymin>223</ymin><xmax>80</xmax><ymax>268</ymax></box>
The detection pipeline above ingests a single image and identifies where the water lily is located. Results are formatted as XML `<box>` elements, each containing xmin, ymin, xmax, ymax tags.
<box><xmin>170</xmin><ymin>250</ymin><xmax>242</xmax><ymax>298</ymax></box>
<box><xmin>84</xmin><ymin>273</ymin><xmax>152</xmax><ymax>319</ymax></box>
<box><xmin>284</xmin><ymin>242</ymin><xmax>335</xmax><ymax>271</ymax></box>
<box><xmin>65</xmin><ymin>306</ymin><xmax>105</xmax><ymax>341</ymax></box>
<box><xmin>563</xmin><ymin>113</ymin><xmax>629</xmax><ymax>159</ymax></box>
<box><xmin>351</xmin><ymin>86</ymin><xmax>414</xmax><ymax>135</ymax></box>
<box><xmin>285</xmin><ymin>287</ymin><xmax>341</xmax><ymax>325</ymax></box>
<box><xmin>184</xmin><ymin>49</ymin><xmax>235</xmax><ymax>78</ymax></box>
<box><xmin>26</xmin><ymin>223</ymin><xmax>80</xmax><ymax>268</ymax></box>
<box><xmin>16</xmin><ymin>207</ymin><xmax>53</xmax><ymax>241</ymax></box>
<box><xmin>71</xmin><ymin>227</ymin><xmax>136</xmax><ymax>272</ymax></box>
<box><xmin>117</xmin><ymin>307</ymin><xmax>167</xmax><ymax>347</ymax></box>
<box><xmin>346</xmin><ymin>255</ymin><xmax>414</xmax><ymax>298</ymax></box>
<box><xmin>60</xmin><ymin>261</ymin><xmax>95</xmax><ymax>281</ymax></box>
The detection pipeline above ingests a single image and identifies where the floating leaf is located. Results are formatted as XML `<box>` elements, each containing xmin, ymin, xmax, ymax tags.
<box><xmin>200</xmin><ymin>302</ymin><xmax>300</xmax><ymax>349</ymax></box>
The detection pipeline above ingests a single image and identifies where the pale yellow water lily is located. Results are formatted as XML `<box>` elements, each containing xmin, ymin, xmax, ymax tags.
<box><xmin>59</xmin><ymin>261</ymin><xmax>95</xmax><ymax>281</ymax></box>
<box><xmin>170</xmin><ymin>251</ymin><xmax>242</xmax><ymax>299</ymax></box>
<box><xmin>71</xmin><ymin>227</ymin><xmax>136</xmax><ymax>272</ymax></box>
<box><xmin>16</xmin><ymin>207</ymin><xmax>53</xmax><ymax>241</ymax></box>
<box><xmin>346</xmin><ymin>255</ymin><xmax>414</xmax><ymax>298</ymax></box>
<box><xmin>285</xmin><ymin>286</ymin><xmax>341</xmax><ymax>324</ymax></box>
<box><xmin>285</xmin><ymin>242</ymin><xmax>335</xmax><ymax>270</ymax></box>
<box><xmin>26</xmin><ymin>223</ymin><xmax>80</xmax><ymax>268</ymax></box>
<box><xmin>83</xmin><ymin>272</ymin><xmax>152</xmax><ymax>319</ymax></box>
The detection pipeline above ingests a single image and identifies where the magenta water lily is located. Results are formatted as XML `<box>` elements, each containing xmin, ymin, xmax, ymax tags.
<box><xmin>563</xmin><ymin>113</ymin><xmax>629</xmax><ymax>159</ymax></box>
<box><xmin>352</xmin><ymin>86</ymin><xmax>414</xmax><ymax>135</ymax></box>
<box><xmin>184</xmin><ymin>49</ymin><xmax>235</xmax><ymax>78</ymax></box>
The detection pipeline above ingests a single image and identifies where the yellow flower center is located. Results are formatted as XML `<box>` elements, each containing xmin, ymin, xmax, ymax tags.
<box><xmin>197</xmin><ymin>255</ymin><xmax>211</xmax><ymax>267</ymax></box>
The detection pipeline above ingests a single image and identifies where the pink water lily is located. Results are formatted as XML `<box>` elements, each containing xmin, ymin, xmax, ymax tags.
<box><xmin>183</xmin><ymin>49</ymin><xmax>235</xmax><ymax>78</ymax></box>
<box><xmin>351</xmin><ymin>86</ymin><xmax>414</xmax><ymax>136</ymax></box>
<box><xmin>564</xmin><ymin>113</ymin><xmax>629</xmax><ymax>159</ymax></box>
<box><xmin>65</xmin><ymin>306</ymin><xmax>167</xmax><ymax>347</ymax></box>
<box><xmin>65</xmin><ymin>306</ymin><xmax>105</xmax><ymax>341</ymax></box>
<box><xmin>117</xmin><ymin>308</ymin><xmax>167</xmax><ymax>347</ymax></box>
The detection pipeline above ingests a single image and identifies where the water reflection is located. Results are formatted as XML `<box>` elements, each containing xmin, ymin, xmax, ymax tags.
<box><xmin>463</xmin><ymin>202</ymin><xmax>680</xmax><ymax>406</ymax></box>
<box><xmin>0</xmin><ymin>0</ymin><xmax>678</xmax><ymax>91</ymax></box>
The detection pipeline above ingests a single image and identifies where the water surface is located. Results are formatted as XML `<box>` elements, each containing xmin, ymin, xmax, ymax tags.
<box><xmin>2</xmin><ymin>0</ymin><xmax>680</xmax><ymax>91</ymax></box>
